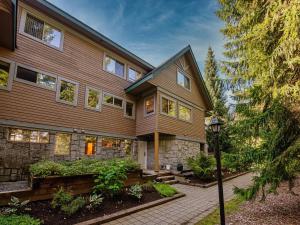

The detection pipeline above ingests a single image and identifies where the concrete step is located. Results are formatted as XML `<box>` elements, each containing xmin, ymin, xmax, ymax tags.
<box><xmin>164</xmin><ymin>180</ymin><xmax>178</xmax><ymax>185</ymax></box>
<box><xmin>156</xmin><ymin>175</ymin><xmax>175</xmax><ymax>181</ymax></box>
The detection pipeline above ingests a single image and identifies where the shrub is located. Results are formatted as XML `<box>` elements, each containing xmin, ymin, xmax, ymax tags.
<box><xmin>153</xmin><ymin>183</ymin><xmax>177</xmax><ymax>197</ymax></box>
<box><xmin>61</xmin><ymin>197</ymin><xmax>86</xmax><ymax>215</ymax></box>
<box><xmin>128</xmin><ymin>184</ymin><xmax>143</xmax><ymax>200</ymax></box>
<box><xmin>86</xmin><ymin>194</ymin><xmax>104</xmax><ymax>210</ymax></box>
<box><xmin>4</xmin><ymin>196</ymin><xmax>30</xmax><ymax>215</ymax></box>
<box><xmin>142</xmin><ymin>181</ymin><xmax>155</xmax><ymax>192</ymax></box>
<box><xmin>29</xmin><ymin>161</ymin><xmax>65</xmax><ymax>177</ymax></box>
<box><xmin>0</xmin><ymin>214</ymin><xmax>41</xmax><ymax>225</ymax></box>
<box><xmin>187</xmin><ymin>153</ymin><xmax>216</xmax><ymax>180</ymax></box>
<box><xmin>221</xmin><ymin>152</ymin><xmax>242</xmax><ymax>172</ymax></box>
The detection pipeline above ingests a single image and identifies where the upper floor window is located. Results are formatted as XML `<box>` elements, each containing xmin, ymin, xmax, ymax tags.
<box><xmin>0</xmin><ymin>58</ymin><xmax>14</xmax><ymax>91</ymax></box>
<box><xmin>104</xmin><ymin>55</ymin><xmax>125</xmax><ymax>78</ymax></box>
<box><xmin>16</xmin><ymin>65</ymin><xmax>56</xmax><ymax>90</ymax></box>
<box><xmin>9</xmin><ymin>128</ymin><xmax>49</xmax><ymax>143</ymax></box>
<box><xmin>56</xmin><ymin>78</ymin><xmax>79</xmax><ymax>106</ymax></box>
<box><xmin>103</xmin><ymin>93</ymin><xmax>123</xmax><ymax>108</ymax></box>
<box><xmin>124</xmin><ymin>101</ymin><xmax>135</xmax><ymax>119</ymax></box>
<box><xmin>128</xmin><ymin>68</ymin><xmax>142</xmax><ymax>82</ymax></box>
<box><xmin>161</xmin><ymin>96</ymin><xmax>176</xmax><ymax>117</ymax></box>
<box><xmin>22</xmin><ymin>11</ymin><xmax>63</xmax><ymax>49</ymax></box>
<box><xmin>177</xmin><ymin>70</ymin><xmax>191</xmax><ymax>91</ymax></box>
<box><xmin>178</xmin><ymin>104</ymin><xmax>192</xmax><ymax>122</ymax></box>
<box><xmin>144</xmin><ymin>95</ymin><xmax>155</xmax><ymax>116</ymax></box>
<box><xmin>85</xmin><ymin>87</ymin><xmax>101</xmax><ymax>111</ymax></box>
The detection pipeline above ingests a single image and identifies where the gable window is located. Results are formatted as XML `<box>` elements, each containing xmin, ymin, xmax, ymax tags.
<box><xmin>16</xmin><ymin>66</ymin><xmax>56</xmax><ymax>90</ymax></box>
<box><xmin>55</xmin><ymin>133</ymin><xmax>71</xmax><ymax>155</ymax></box>
<box><xmin>22</xmin><ymin>12</ymin><xmax>63</xmax><ymax>49</ymax></box>
<box><xmin>103</xmin><ymin>93</ymin><xmax>123</xmax><ymax>108</ymax></box>
<box><xmin>144</xmin><ymin>95</ymin><xmax>155</xmax><ymax>116</ymax></box>
<box><xmin>85</xmin><ymin>87</ymin><xmax>101</xmax><ymax>111</ymax></box>
<box><xmin>0</xmin><ymin>58</ymin><xmax>14</xmax><ymax>91</ymax></box>
<box><xmin>161</xmin><ymin>96</ymin><xmax>176</xmax><ymax>117</ymax></box>
<box><xmin>178</xmin><ymin>104</ymin><xmax>192</xmax><ymax>122</ymax></box>
<box><xmin>104</xmin><ymin>55</ymin><xmax>125</xmax><ymax>78</ymax></box>
<box><xmin>85</xmin><ymin>136</ymin><xmax>97</xmax><ymax>155</ymax></box>
<box><xmin>128</xmin><ymin>68</ymin><xmax>142</xmax><ymax>82</ymax></box>
<box><xmin>177</xmin><ymin>71</ymin><xmax>191</xmax><ymax>90</ymax></box>
<box><xmin>124</xmin><ymin>101</ymin><xmax>135</xmax><ymax>119</ymax></box>
<box><xmin>9</xmin><ymin>129</ymin><xmax>49</xmax><ymax>143</ymax></box>
<box><xmin>56</xmin><ymin>78</ymin><xmax>79</xmax><ymax>106</ymax></box>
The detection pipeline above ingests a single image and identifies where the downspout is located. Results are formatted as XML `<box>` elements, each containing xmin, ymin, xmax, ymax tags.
<box><xmin>11</xmin><ymin>0</ymin><xmax>18</xmax><ymax>51</ymax></box>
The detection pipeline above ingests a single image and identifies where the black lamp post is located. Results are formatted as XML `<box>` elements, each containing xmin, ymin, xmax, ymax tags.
<box><xmin>209</xmin><ymin>117</ymin><xmax>225</xmax><ymax>225</ymax></box>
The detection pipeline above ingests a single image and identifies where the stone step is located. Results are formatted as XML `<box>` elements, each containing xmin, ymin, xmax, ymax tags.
<box><xmin>164</xmin><ymin>180</ymin><xmax>178</xmax><ymax>185</ymax></box>
<box><xmin>156</xmin><ymin>175</ymin><xmax>175</xmax><ymax>181</ymax></box>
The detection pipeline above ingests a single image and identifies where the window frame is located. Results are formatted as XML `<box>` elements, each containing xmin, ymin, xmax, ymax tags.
<box><xmin>144</xmin><ymin>95</ymin><xmax>156</xmax><ymax>117</ymax></box>
<box><xmin>124</xmin><ymin>100</ymin><xmax>136</xmax><ymax>119</ymax></box>
<box><xmin>127</xmin><ymin>67</ymin><xmax>142</xmax><ymax>82</ymax></box>
<box><xmin>14</xmin><ymin>63</ymin><xmax>57</xmax><ymax>91</ymax></box>
<box><xmin>178</xmin><ymin>102</ymin><xmax>193</xmax><ymax>123</ymax></box>
<box><xmin>56</xmin><ymin>77</ymin><xmax>79</xmax><ymax>106</ymax></box>
<box><xmin>84</xmin><ymin>86</ymin><xmax>102</xmax><ymax>112</ymax></box>
<box><xmin>0</xmin><ymin>57</ymin><xmax>15</xmax><ymax>91</ymax></box>
<box><xmin>102</xmin><ymin>92</ymin><xmax>124</xmax><ymax>109</ymax></box>
<box><xmin>8</xmin><ymin>128</ymin><xmax>50</xmax><ymax>143</ymax></box>
<box><xmin>19</xmin><ymin>9</ymin><xmax>64</xmax><ymax>51</ymax></box>
<box><xmin>177</xmin><ymin>69</ymin><xmax>191</xmax><ymax>91</ymax></box>
<box><xmin>103</xmin><ymin>53</ymin><xmax>126</xmax><ymax>79</ymax></box>
<box><xmin>54</xmin><ymin>133</ymin><xmax>71</xmax><ymax>156</ymax></box>
<box><xmin>160</xmin><ymin>94</ymin><xmax>177</xmax><ymax>118</ymax></box>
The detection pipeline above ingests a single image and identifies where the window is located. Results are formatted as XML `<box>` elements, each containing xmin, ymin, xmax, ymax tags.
<box><xmin>128</xmin><ymin>68</ymin><xmax>142</xmax><ymax>82</ymax></box>
<box><xmin>101</xmin><ymin>137</ymin><xmax>121</xmax><ymax>149</ymax></box>
<box><xmin>16</xmin><ymin>66</ymin><xmax>56</xmax><ymax>90</ymax></box>
<box><xmin>9</xmin><ymin>129</ymin><xmax>49</xmax><ymax>143</ymax></box>
<box><xmin>85</xmin><ymin>87</ymin><xmax>101</xmax><ymax>111</ymax></box>
<box><xmin>56</xmin><ymin>78</ymin><xmax>79</xmax><ymax>106</ymax></box>
<box><xmin>177</xmin><ymin>71</ymin><xmax>191</xmax><ymax>90</ymax></box>
<box><xmin>104</xmin><ymin>55</ymin><xmax>125</xmax><ymax>78</ymax></box>
<box><xmin>178</xmin><ymin>104</ymin><xmax>192</xmax><ymax>122</ymax></box>
<box><xmin>144</xmin><ymin>95</ymin><xmax>155</xmax><ymax>115</ymax></box>
<box><xmin>22</xmin><ymin>12</ymin><xmax>63</xmax><ymax>49</ymax></box>
<box><xmin>55</xmin><ymin>133</ymin><xmax>71</xmax><ymax>155</ymax></box>
<box><xmin>103</xmin><ymin>93</ymin><xmax>123</xmax><ymax>108</ymax></box>
<box><xmin>161</xmin><ymin>96</ymin><xmax>176</xmax><ymax>117</ymax></box>
<box><xmin>0</xmin><ymin>58</ymin><xmax>14</xmax><ymax>91</ymax></box>
<box><xmin>85</xmin><ymin>136</ymin><xmax>97</xmax><ymax>155</ymax></box>
<box><xmin>124</xmin><ymin>101</ymin><xmax>135</xmax><ymax>118</ymax></box>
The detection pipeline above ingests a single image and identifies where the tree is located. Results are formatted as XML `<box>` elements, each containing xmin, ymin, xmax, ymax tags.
<box><xmin>217</xmin><ymin>0</ymin><xmax>300</xmax><ymax>199</ymax></box>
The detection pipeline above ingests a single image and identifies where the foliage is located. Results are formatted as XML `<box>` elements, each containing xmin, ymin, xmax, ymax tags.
<box><xmin>221</xmin><ymin>152</ymin><xmax>251</xmax><ymax>172</ymax></box>
<box><xmin>0</xmin><ymin>214</ymin><xmax>41</xmax><ymax>225</ymax></box>
<box><xmin>153</xmin><ymin>183</ymin><xmax>177</xmax><ymax>197</ymax></box>
<box><xmin>142</xmin><ymin>181</ymin><xmax>155</xmax><ymax>193</ymax></box>
<box><xmin>86</xmin><ymin>194</ymin><xmax>104</xmax><ymax>210</ymax></box>
<box><xmin>60</xmin><ymin>197</ymin><xmax>86</xmax><ymax>216</ymax></box>
<box><xmin>128</xmin><ymin>184</ymin><xmax>143</xmax><ymax>200</ymax></box>
<box><xmin>5</xmin><ymin>196</ymin><xmax>30</xmax><ymax>215</ymax></box>
<box><xmin>51</xmin><ymin>187</ymin><xmax>73</xmax><ymax>209</ymax></box>
<box><xmin>187</xmin><ymin>153</ymin><xmax>216</xmax><ymax>180</ymax></box>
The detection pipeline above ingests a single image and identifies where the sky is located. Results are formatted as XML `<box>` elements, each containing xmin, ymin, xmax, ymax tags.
<box><xmin>48</xmin><ymin>0</ymin><xmax>225</xmax><ymax>72</ymax></box>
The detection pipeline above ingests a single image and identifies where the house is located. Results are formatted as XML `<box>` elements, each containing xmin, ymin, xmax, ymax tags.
<box><xmin>0</xmin><ymin>0</ymin><xmax>213</xmax><ymax>181</ymax></box>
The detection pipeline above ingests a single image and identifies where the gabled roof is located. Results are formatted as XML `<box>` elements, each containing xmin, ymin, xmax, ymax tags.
<box><xmin>125</xmin><ymin>45</ymin><xmax>214</xmax><ymax>111</ymax></box>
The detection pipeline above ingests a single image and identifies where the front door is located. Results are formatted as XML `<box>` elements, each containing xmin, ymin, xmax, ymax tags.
<box><xmin>137</xmin><ymin>141</ymin><xmax>147</xmax><ymax>169</ymax></box>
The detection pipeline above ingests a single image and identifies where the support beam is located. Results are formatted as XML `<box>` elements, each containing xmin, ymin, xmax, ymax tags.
<box><xmin>154</xmin><ymin>131</ymin><xmax>159</xmax><ymax>172</ymax></box>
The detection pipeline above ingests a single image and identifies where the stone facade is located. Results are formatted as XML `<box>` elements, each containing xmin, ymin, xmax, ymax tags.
<box><xmin>0</xmin><ymin>126</ymin><xmax>136</xmax><ymax>181</ymax></box>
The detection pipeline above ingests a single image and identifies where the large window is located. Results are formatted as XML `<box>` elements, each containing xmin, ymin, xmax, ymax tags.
<box><xmin>101</xmin><ymin>137</ymin><xmax>122</xmax><ymax>149</ymax></box>
<box><xmin>85</xmin><ymin>87</ymin><xmax>101</xmax><ymax>111</ymax></box>
<box><xmin>177</xmin><ymin>71</ymin><xmax>191</xmax><ymax>90</ymax></box>
<box><xmin>22</xmin><ymin>12</ymin><xmax>63</xmax><ymax>49</ymax></box>
<box><xmin>55</xmin><ymin>133</ymin><xmax>71</xmax><ymax>155</ymax></box>
<box><xmin>85</xmin><ymin>136</ymin><xmax>97</xmax><ymax>155</ymax></box>
<box><xmin>128</xmin><ymin>68</ymin><xmax>142</xmax><ymax>82</ymax></box>
<box><xmin>144</xmin><ymin>95</ymin><xmax>155</xmax><ymax>116</ymax></box>
<box><xmin>178</xmin><ymin>104</ymin><xmax>192</xmax><ymax>122</ymax></box>
<box><xmin>9</xmin><ymin>129</ymin><xmax>49</xmax><ymax>143</ymax></box>
<box><xmin>161</xmin><ymin>96</ymin><xmax>176</xmax><ymax>117</ymax></box>
<box><xmin>16</xmin><ymin>66</ymin><xmax>56</xmax><ymax>90</ymax></box>
<box><xmin>124</xmin><ymin>101</ymin><xmax>135</xmax><ymax>119</ymax></box>
<box><xmin>0</xmin><ymin>58</ymin><xmax>14</xmax><ymax>91</ymax></box>
<box><xmin>56</xmin><ymin>78</ymin><xmax>78</xmax><ymax>106</ymax></box>
<box><xmin>103</xmin><ymin>93</ymin><xmax>123</xmax><ymax>108</ymax></box>
<box><xmin>104</xmin><ymin>55</ymin><xmax>125</xmax><ymax>78</ymax></box>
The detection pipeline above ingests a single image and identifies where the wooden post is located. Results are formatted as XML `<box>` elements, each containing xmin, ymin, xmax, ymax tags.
<box><xmin>154</xmin><ymin>131</ymin><xmax>159</xmax><ymax>172</ymax></box>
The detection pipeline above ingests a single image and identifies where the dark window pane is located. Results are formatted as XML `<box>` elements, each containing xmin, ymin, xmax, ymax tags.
<box><xmin>126</xmin><ymin>102</ymin><xmax>133</xmax><ymax>117</ymax></box>
<box><xmin>0</xmin><ymin>60</ymin><xmax>10</xmax><ymax>88</ymax></box>
<box><xmin>104</xmin><ymin>94</ymin><xmax>113</xmax><ymax>104</ymax></box>
<box><xmin>114</xmin><ymin>97</ymin><xmax>123</xmax><ymax>108</ymax></box>
<box><xmin>24</xmin><ymin>14</ymin><xmax>44</xmax><ymax>40</ymax></box>
<box><xmin>16</xmin><ymin>67</ymin><xmax>37</xmax><ymax>83</ymax></box>
<box><xmin>161</xmin><ymin>97</ymin><xmax>168</xmax><ymax>114</ymax></box>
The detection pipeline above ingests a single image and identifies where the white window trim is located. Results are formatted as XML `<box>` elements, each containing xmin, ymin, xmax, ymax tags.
<box><xmin>103</xmin><ymin>53</ymin><xmax>127</xmax><ymax>80</ymax></box>
<box><xmin>144</xmin><ymin>95</ymin><xmax>156</xmax><ymax>117</ymax></box>
<box><xmin>19</xmin><ymin>9</ymin><xmax>64</xmax><ymax>51</ymax></box>
<box><xmin>56</xmin><ymin>77</ymin><xmax>79</xmax><ymax>106</ymax></box>
<box><xmin>160</xmin><ymin>94</ymin><xmax>177</xmax><ymax>118</ymax></box>
<box><xmin>102</xmin><ymin>91</ymin><xmax>124</xmax><ymax>109</ymax></box>
<box><xmin>0</xmin><ymin>57</ymin><xmax>15</xmax><ymax>91</ymax></box>
<box><xmin>14</xmin><ymin>63</ymin><xmax>57</xmax><ymax>91</ymax></box>
<box><xmin>177</xmin><ymin>69</ymin><xmax>191</xmax><ymax>92</ymax></box>
<box><xmin>178</xmin><ymin>102</ymin><xmax>193</xmax><ymax>123</ymax></box>
<box><xmin>124</xmin><ymin>100</ymin><xmax>136</xmax><ymax>119</ymax></box>
<box><xmin>127</xmin><ymin>67</ymin><xmax>142</xmax><ymax>82</ymax></box>
<box><xmin>84</xmin><ymin>86</ymin><xmax>102</xmax><ymax>112</ymax></box>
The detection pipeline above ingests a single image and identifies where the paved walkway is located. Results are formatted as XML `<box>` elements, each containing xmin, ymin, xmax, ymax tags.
<box><xmin>104</xmin><ymin>173</ymin><xmax>253</xmax><ymax>225</ymax></box>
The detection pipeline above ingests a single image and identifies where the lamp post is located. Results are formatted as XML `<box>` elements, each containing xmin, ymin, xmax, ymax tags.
<box><xmin>209</xmin><ymin>117</ymin><xmax>225</xmax><ymax>225</ymax></box>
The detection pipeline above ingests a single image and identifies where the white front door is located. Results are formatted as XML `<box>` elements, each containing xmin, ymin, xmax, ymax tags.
<box><xmin>137</xmin><ymin>141</ymin><xmax>147</xmax><ymax>169</ymax></box>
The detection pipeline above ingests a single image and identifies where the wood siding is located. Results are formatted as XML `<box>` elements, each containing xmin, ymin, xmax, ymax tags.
<box><xmin>0</xmin><ymin>0</ymin><xmax>12</xmax><ymax>13</ymax></box>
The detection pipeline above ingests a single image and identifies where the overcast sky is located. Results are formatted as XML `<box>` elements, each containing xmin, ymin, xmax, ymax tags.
<box><xmin>48</xmin><ymin>0</ymin><xmax>225</xmax><ymax>72</ymax></box>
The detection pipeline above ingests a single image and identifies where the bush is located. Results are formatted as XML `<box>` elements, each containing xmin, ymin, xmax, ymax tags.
<box><xmin>61</xmin><ymin>197</ymin><xmax>86</xmax><ymax>215</ymax></box>
<box><xmin>4</xmin><ymin>196</ymin><xmax>30</xmax><ymax>215</ymax></box>
<box><xmin>128</xmin><ymin>184</ymin><xmax>143</xmax><ymax>200</ymax></box>
<box><xmin>0</xmin><ymin>214</ymin><xmax>41</xmax><ymax>225</ymax></box>
<box><xmin>86</xmin><ymin>194</ymin><xmax>104</xmax><ymax>210</ymax></box>
<box><xmin>153</xmin><ymin>183</ymin><xmax>177</xmax><ymax>197</ymax></box>
<box><xmin>187</xmin><ymin>153</ymin><xmax>216</xmax><ymax>180</ymax></box>
<box><xmin>142</xmin><ymin>181</ymin><xmax>155</xmax><ymax>192</ymax></box>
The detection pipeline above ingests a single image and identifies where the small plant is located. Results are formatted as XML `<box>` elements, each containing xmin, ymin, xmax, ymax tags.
<box><xmin>86</xmin><ymin>194</ymin><xmax>104</xmax><ymax>210</ymax></box>
<box><xmin>187</xmin><ymin>153</ymin><xmax>216</xmax><ymax>180</ymax></box>
<box><xmin>5</xmin><ymin>196</ymin><xmax>30</xmax><ymax>214</ymax></box>
<box><xmin>51</xmin><ymin>187</ymin><xmax>72</xmax><ymax>209</ymax></box>
<box><xmin>0</xmin><ymin>214</ymin><xmax>41</xmax><ymax>225</ymax></box>
<box><xmin>128</xmin><ymin>184</ymin><xmax>143</xmax><ymax>200</ymax></box>
<box><xmin>153</xmin><ymin>183</ymin><xmax>177</xmax><ymax>197</ymax></box>
<box><xmin>142</xmin><ymin>181</ymin><xmax>155</xmax><ymax>192</ymax></box>
<box><xmin>61</xmin><ymin>196</ymin><xmax>86</xmax><ymax>215</ymax></box>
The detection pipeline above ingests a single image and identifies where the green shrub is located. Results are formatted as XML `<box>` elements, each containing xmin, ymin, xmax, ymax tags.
<box><xmin>142</xmin><ymin>181</ymin><xmax>155</xmax><ymax>192</ymax></box>
<box><xmin>0</xmin><ymin>214</ymin><xmax>41</xmax><ymax>225</ymax></box>
<box><xmin>29</xmin><ymin>161</ymin><xmax>65</xmax><ymax>177</ymax></box>
<box><xmin>51</xmin><ymin>187</ymin><xmax>73</xmax><ymax>209</ymax></box>
<box><xmin>128</xmin><ymin>184</ymin><xmax>143</xmax><ymax>200</ymax></box>
<box><xmin>4</xmin><ymin>196</ymin><xmax>30</xmax><ymax>215</ymax></box>
<box><xmin>86</xmin><ymin>194</ymin><xmax>104</xmax><ymax>210</ymax></box>
<box><xmin>187</xmin><ymin>153</ymin><xmax>216</xmax><ymax>180</ymax></box>
<box><xmin>153</xmin><ymin>183</ymin><xmax>177</xmax><ymax>197</ymax></box>
<box><xmin>61</xmin><ymin>196</ymin><xmax>86</xmax><ymax>215</ymax></box>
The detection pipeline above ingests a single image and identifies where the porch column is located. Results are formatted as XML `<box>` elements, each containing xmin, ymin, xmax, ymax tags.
<box><xmin>154</xmin><ymin>131</ymin><xmax>160</xmax><ymax>172</ymax></box>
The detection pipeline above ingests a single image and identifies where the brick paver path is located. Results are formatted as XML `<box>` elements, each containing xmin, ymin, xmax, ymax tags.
<box><xmin>104</xmin><ymin>173</ymin><xmax>253</xmax><ymax>225</ymax></box>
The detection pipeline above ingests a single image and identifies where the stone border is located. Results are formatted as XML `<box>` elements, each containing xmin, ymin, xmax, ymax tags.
<box><xmin>74</xmin><ymin>193</ymin><xmax>185</xmax><ymax>225</ymax></box>
<box><xmin>177</xmin><ymin>172</ymin><xmax>249</xmax><ymax>188</ymax></box>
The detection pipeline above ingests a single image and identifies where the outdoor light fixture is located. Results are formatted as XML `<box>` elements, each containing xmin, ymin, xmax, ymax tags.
<box><xmin>209</xmin><ymin>116</ymin><xmax>225</xmax><ymax>225</ymax></box>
